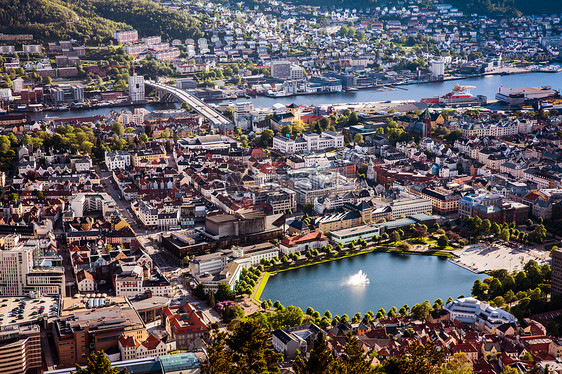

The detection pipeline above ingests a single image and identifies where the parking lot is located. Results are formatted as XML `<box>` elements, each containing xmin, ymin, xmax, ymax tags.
<box><xmin>0</xmin><ymin>296</ymin><xmax>59</xmax><ymax>326</ymax></box>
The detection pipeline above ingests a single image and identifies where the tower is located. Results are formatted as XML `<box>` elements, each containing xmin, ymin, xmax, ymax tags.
<box><xmin>421</xmin><ymin>107</ymin><xmax>431</xmax><ymax>138</ymax></box>
<box><xmin>367</xmin><ymin>158</ymin><xmax>375</xmax><ymax>181</ymax></box>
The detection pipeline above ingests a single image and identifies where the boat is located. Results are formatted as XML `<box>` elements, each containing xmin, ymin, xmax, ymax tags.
<box><xmin>421</xmin><ymin>84</ymin><xmax>487</xmax><ymax>107</ymax></box>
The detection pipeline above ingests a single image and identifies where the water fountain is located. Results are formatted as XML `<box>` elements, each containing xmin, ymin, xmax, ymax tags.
<box><xmin>347</xmin><ymin>270</ymin><xmax>370</xmax><ymax>286</ymax></box>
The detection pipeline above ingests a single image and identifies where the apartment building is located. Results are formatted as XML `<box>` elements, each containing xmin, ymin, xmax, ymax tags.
<box><xmin>419</xmin><ymin>187</ymin><xmax>462</xmax><ymax>214</ymax></box>
<box><xmin>0</xmin><ymin>240</ymin><xmax>65</xmax><ymax>297</ymax></box>
<box><xmin>105</xmin><ymin>151</ymin><xmax>131</xmax><ymax>171</ymax></box>
<box><xmin>390</xmin><ymin>198</ymin><xmax>432</xmax><ymax>219</ymax></box>
<box><xmin>272</xmin><ymin>131</ymin><xmax>344</xmax><ymax>154</ymax></box>
<box><xmin>0</xmin><ymin>325</ymin><xmax>41</xmax><ymax>374</ymax></box>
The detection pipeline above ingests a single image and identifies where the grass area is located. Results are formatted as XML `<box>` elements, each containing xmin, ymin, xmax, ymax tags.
<box><xmin>253</xmin><ymin>272</ymin><xmax>270</xmax><ymax>302</ymax></box>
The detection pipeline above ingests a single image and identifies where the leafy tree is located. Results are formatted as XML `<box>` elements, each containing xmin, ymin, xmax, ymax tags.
<box><xmin>500</xmin><ymin>367</ymin><xmax>521</xmax><ymax>374</ymax></box>
<box><xmin>302</xmin><ymin>201</ymin><xmax>314</xmax><ymax>215</ymax></box>
<box><xmin>381</xmin><ymin>341</ymin><xmax>443</xmax><ymax>374</ymax></box>
<box><xmin>332</xmin><ymin>334</ymin><xmax>375</xmax><ymax>374</ymax></box>
<box><xmin>411</xmin><ymin>300</ymin><xmax>432</xmax><ymax>321</ymax></box>
<box><xmin>440</xmin><ymin>352</ymin><xmax>473</xmax><ymax>374</ymax></box>
<box><xmin>221</xmin><ymin>304</ymin><xmax>245</xmax><ymax>323</ymax></box>
<box><xmin>202</xmin><ymin>323</ymin><xmax>234</xmax><ymax>374</ymax></box>
<box><xmin>499</xmin><ymin>229</ymin><xmax>510</xmax><ymax>242</ymax></box>
<box><xmin>389</xmin><ymin>231</ymin><xmax>400</xmax><ymax>243</ymax></box>
<box><xmin>74</xmin><ymin>351</ymin><xmax>127</xmax><ymax>374</ymax></box>
<box><xmin>227</xmin><ymin>320</ymin><xmax>283</xmax><ymax>374</ymax></box>
<box><xmin>472</xmin><ymin>279</ymin><xmax>489</xmax><ymax>299</ymax></box>
<box><xmin>491</xmin><ymin>222</ymin><xmax>501</xmax><ymax>236</ymax></box>
<box><xmin>437</xmin><ymin>235</ymin><xmax>449</xmax><ymax>248</ymax></box>
<box><xmin>215</xmin><ymin>282</ymin><xmax>235</xmax><ymax>301</ymax></box>
<box><xmin>353</xmin><ymin>133</ymin><xmax>364</xmax><ymax>144</ymax></box>
<box><xmin>112</xmin><ymin>122</ymin><xmax>125</xmax><ymax>136</ymax></box>
<box><xmin>293</xmin><ymin>333</ymin><xmax>333</xmax><ymax>374</ymax></box>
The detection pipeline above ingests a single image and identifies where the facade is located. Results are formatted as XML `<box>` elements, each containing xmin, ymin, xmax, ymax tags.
<box><xmin>330</xmin><ymin>224</ymin><xmax>384</xmax><ymax>245</ymax></box>
<box><xmin>53</xmin><ymin>304</ymin><xmax>147</xmax><ymax>367</ymax></box>
<box><xmin>273</xmin><ymin>131</ymin><xmax>344</xmax><ymax>154</ymax></box>
<box><xmin>270</xmin><ymin>60</ymin><xmax>292</xmax><ymax>79</ymax></box>
<box><xmin>162</xmin><ymin>304</ymin><xmax>208</xmax><ymax>350</ymax></box>
<box><xmin>114</xmin><ymin>30</ymin><xmax>139</xmax><ymax>44</ymax></box>
<box><xmin>419</xmin><ymin>187</ymin><xmax>462</xmax><ymax>215</ymax></box>
<box><xmin>459</xmin><ymin>192</ymin><xmax>529</xmax><ymax>224</ymax></box>
<box><xmin>70</xmin><ymin>193</ymin><xmax>117</xmax><ymax>218</ymax></box>
<box><xmin>105</xmin><ymin>151</ymin><xmax>131</xmax><ymax>171</ymax></box>
<box><xmin>445</xmin><ymin>297</ymin><xmax>517</xmax><ymax>333</ymax></box>
<box><xmin>552</xmin><ymin>248</ymin><xmax>562</xmax><ymax>297</ymax></box>
<box><xmin>0</xmin><ymin>325</ymin><xmax>41</xmax><ymax>374</ymax></box>
<box><xmin>279</xmin><ymin>232</ymin><xmax>329</xmax><ymax>254</ymax></box>
<box><xmin>0</xmin><ymin>240</ymin><xmax>65</xmax><ymax>297</ymax></box>
<box><xmin>128</xmin><ymin>75</ymin><xmax>145</xmax><ymax>103</ymax></box>
<box><xmin>118</xmin><ymin>334</ymin><xmax>168</xmax><ymax>361</ymax></box>
<box><xmin>390</xmin><ymin>198</ymin><xmax>432</xmax><ymax>219</ymax></box>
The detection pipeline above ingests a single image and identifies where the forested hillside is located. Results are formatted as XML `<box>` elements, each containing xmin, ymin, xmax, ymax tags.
<box><xmin>0</xmin><ymin>0</ymin><xmax>203</xmax><ymax>45</ymax></box>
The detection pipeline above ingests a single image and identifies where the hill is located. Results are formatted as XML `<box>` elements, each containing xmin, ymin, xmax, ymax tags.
<box><xmin>0</xmin><ymin>0</ymin><xmax>203</xmax><ymax>45</ymax></box>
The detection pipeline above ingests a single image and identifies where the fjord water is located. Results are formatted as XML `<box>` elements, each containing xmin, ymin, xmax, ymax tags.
<box><xmin>261</xmin><ymin>253</ymin><xmax>482</xmax><ymax>317</ymax></box>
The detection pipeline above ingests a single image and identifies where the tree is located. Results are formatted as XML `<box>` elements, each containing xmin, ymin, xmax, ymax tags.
<box><xmin>491</xmin><ymin>222</ymin><xmax>501</xmax><ymax>236</ymax></box>
<box><xmin>332</xmin><ymin>334</ymin><xmax>375</xmax><ymax>374</ymax></box>
<box><xmin>499</xmin><ymin>229</ymin><xmax>510</xmax><ymax>242</ymax></box>
<box><xmin>259</xmin><ymin>129</ymin><xmax>274</xmax><ymax>146</ymax></box>
<box><xmin>202</xmin><ymin>323</ymin><xmax>234</xmax><ymax>374</ymax></box>
<box><xmin>480</xmin><ymin>219</ymin><xmax>491</xmax><ymax>235</ymax></box>
<box><xmin>501</xmin><ymin>367</ymin><xmax>521</xmax><ymax>374</ymax></box>
<box><xmin>293</xmin><ymin>333</ymin><xmax>334</xmax><ymax>374</ymax></box>
<box><xmin>440</xmin><ymin>352</ymin><xmax>473</xmax><ymax>374</ymax></box>
<box><xmin>227</xmin><ymin>320</ymin><xmax>283</xmax><ymax>374</ymax></box>
<box><xmin>221</xmin><ymin>304</ymin><xmax>245</xmax><ymax>323</ymax></box>
<box><xmin>111</xmin><ymin>122</ymin><xmax>125</xmax><ymax>136</ymax></box>
<box><xmin>437</xmin><ymin>235</ymin><xmax>449</xmax><ymax>248</ymax></box>
<box><xmin>472</xmin><ymin>279</ymin><xmax>489</xmax><ymax>299</ymax></box>
<box><xmin>74</xmin><ymin>351</ymin><xmax>127</xmax><ymax>374</ymax></box>
<box><xmin>302</xmin><ymin>201</ymin><xmax>314</xmax><ymax>215</ymax></box>
<box><xmin>208</xmin><ymin>290</ymin><xmax>216</xmax><ymax>308</ymax></box>
<box><xmin>411</xmin><ymin>300</ymin><xmax>432</xmax><ymax>321</ymax></box>
<box><xmin>353</xmin><ymin>133</ymin><xmax>364</xmax><ymax>144</ymax></box>
<box><xmin>381</xmin><ymin>341</ymin><xmax>444</xmax><ymax>374</ymax></box>
<box><xmin>389</xmin><ymin>231</ymin><xmax>400</xmax><ymax>243</ymax></box>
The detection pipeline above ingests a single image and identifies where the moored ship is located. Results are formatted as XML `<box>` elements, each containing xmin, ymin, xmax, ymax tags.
<box><xmin>421</xmin><ymin>84</ymin><xmax>487</xmax><ymax>107</ymax></box>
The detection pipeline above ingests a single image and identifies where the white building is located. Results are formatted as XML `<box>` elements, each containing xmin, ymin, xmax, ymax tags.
<box><xmin>114</xmin><ymin>30</ymin><xmax>139</xmax><ymax>44</ymax></box>
<box><xmin>128</xmin><ymin>75</ymin><xmax>145</xmax><ymax>103</ymax></box>
<box><xmin>76</xmin><ymin>269</ymin><xmax>95</xmax><ymax>293</ymax></box>
<box><xmin>70</xmin><ymin>193</ymin><xmax>118</xmax><ymax>218</ymax></box>
<box><xmin>0</xmin><ymin>240</ymin><xmax>65</xmax><ymax>296</ymax></box>
<box><xmin>445</xmin><ymin>297</ymin><xmax>517</xmax><ymax>332</ymax></box>
<box><xmin>390</xmin><ymin>198</ymin><xmax>432</xmax><ymax>218</ymax></box>
<box><xmin>430</xmin><ymin>59</ymin><xmax>445</xmax><ymax>79</ymax></box>
<box><xmin>272</xmin><ymin>131</ymin><xmax>344</xmax><ymax>154</ymax></box>
<box><xmin>118</xmin><ymin>334</ymin><xmax>168</xmax><ymax>361</ymax></box>
<box><xmin>106</xmin><ymin>150</ymin><xmax>132</xmax><ymax>171</ymax></box>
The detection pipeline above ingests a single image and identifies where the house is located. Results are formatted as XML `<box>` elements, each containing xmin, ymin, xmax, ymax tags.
<box><xmin>76</xmin><ymin>269</ymin><xmax>95</xmax><ymax>293</ymax></box>
<box><xmin>279</xmin><ymin>232</ymin><xmax>329</xmax><ymax>254</ymax></box>
<box><xmin>162</xmin><ymin>304</ymin><xmax>208</xmax><ymax>350</ymax></box>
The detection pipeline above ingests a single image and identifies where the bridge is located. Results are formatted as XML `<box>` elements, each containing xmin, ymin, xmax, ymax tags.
<box><xmin>145</xmin><ymin>81</ymin><xmax>233</xmax><ymax>127</ymax></box>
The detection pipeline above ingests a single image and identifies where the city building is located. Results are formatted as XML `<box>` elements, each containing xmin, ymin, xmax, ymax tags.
<box><xmin>0</xmin><ymin>325</ymin><xmax>41</xmax><ymax>374</ymax></box>
<box><xmin>114</xmin><ymin>30</ymin><xmax>139</xmax><ymax>44</ymax></box>
<box><xmin>105</xmin><ymin>151</ymin><xmax>131</xmax><ymax>171</ymax></box>
<box><xmin>128</xmin><ymin>75</ymin><xmax>145</xmax><ymax>103</ymax></box>
<box><xmin>279</xmin><ymin>232</ymin><xmax>329</xmax><ymax>254</ymax></box>
<box><xmin>445</xmin><ymin>297</ymin><xmax>517</xmax><ymax>333</ymax></box>
<box><xmin>270</xmin><ymin>60</ymin><xmax>292</xmax><ymax>79</ymax></box>
<box><xmin>161</xmin><ymin>304</ymin><xmax>208</xmax><ymax>350</ymax></box>
<box><xmin>273</xmin><ymin>131</ymin><xmax>344</xmax><ymax>154</ymax></box>
<box><xmin>0</xmin><ymin>240</ymin><xmax>65</xmax><ymax>297</ymax></box>
<box><xmin>552</xmin><ymin>248</ymin><xmax>562</xmax><ymax>297</ymax></box>
<box><xmin>330</xmin><ymin>224</ymin><xmax>384</xmax><ymax>246</ymax></box>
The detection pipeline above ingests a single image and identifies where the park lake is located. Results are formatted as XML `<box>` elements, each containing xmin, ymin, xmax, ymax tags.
<box><xmin>260</xmin><ymin>252</ymin><xmax>482</xmax><ymax>317</ymax></box>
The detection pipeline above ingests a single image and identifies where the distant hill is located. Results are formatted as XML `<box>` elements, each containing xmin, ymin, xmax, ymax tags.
<box><xmin>0</xmin><ymin>0</ymin><xmax>203</xmax><ymax>45</ymax></box>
